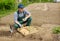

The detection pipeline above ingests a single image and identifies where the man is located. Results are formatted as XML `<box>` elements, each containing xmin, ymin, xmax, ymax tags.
<box><xmin>10</xmin><ymin>4</ymin><xmax>32</xmax><ymax>33</ymax></box>
<box><xmin>14</xmin><ymin>4</ymin><xmax>32</xmax><ymax>29</ymax></box>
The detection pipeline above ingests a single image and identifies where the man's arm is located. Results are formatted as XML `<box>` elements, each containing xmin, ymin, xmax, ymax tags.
<box><xmin>15</xmin><ymin>21</ymin><xmax>22</xmax><ymax>27</ymax></box>
<box><xmin>14</xmin><ymin>12</ymin><xmax>22</xmax><ymax>27</ymax></box>
<box><xmin>23</xmin><ymin>10</ymin><xmax>31</xmax><ymax>21</ymax></box>
<box><xmin>25</xmin><ymin>12</ymin><xmax>31</xmax><ymax>19</ymax></box>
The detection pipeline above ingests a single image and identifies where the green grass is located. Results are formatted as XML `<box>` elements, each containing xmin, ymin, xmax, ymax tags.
<box><xmin>52</xmin><ymin>26</ymin><xmax>60</xmax><ymax>34</ymax></box>
<box><xmin>28</xmin><ymin>0</ymin><xmax>53</xmax><ymax>3</ymax></box>
<box><xmin>0</xmin><ymin>0</ymin><xmax>54</xmax><ymax>18</ymax></box>
<box><xmin>41</xmin><ymin>0</ymin><xmax>53</xmax><ymax>2</ymax></box>
<box><xmin>0</xmin><ymin>9</ymin><xmax>16</xmax><ymax>18</ymax></box>
<box><xmin>0</xmin><ymin>0</ymin><xmax>17</xmax><ymax>18</ymax></box>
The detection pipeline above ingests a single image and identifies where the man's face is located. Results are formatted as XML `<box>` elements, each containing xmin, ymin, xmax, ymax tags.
<box><xmin>18</xmin><ymin>8</ymin><xmax>24</xmax><ymax>13</ymax></box>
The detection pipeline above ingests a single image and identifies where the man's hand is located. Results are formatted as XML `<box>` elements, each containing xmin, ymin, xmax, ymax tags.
<box><xmin>23</xmin><ymin>18</ymin><xmax>27</xmax><ymax>21</ymax></box>
<box><xmin>15</xmin><ymin>21</ymin><xmax>23</xmax><ymax>28</ymax></box>
<box><xmin>20</xmin><ymin>25</ymin><xmax>23</xmax><ymax>28</ymax></box>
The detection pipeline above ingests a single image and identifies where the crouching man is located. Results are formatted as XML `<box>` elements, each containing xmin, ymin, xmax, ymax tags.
<box><xmin>10</xmin><ymin>4</ymin><xmax>32</xmax><ymax>33</ymax></box>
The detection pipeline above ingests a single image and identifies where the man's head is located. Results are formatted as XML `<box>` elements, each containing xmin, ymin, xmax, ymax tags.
<box><xmin>18</xmin><ymin>4</ymin><xmax>24</xmax><ymax>13</ymax></box>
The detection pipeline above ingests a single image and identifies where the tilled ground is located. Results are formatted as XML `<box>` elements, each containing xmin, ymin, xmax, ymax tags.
<box><xmin>0</xmin><ymin>3</ymin><xmax>60</xmax><ymax>41</ymax></box>
<box><xmin>0</xmin><ymin>24</ymin><xmax>60</xmax><ymax>41</ymax></box>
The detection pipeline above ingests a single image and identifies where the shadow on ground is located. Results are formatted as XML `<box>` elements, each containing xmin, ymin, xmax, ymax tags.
<box><xmin>0</xmin><ymin>31</ymin><xmax>11</xmax><ymax>37</ymax></box>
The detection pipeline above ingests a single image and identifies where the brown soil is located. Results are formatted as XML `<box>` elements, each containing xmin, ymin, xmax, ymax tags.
<box><xmin>0</xmin><ymin>3</ymin><xmax>60</xmax><ymax>41</ymax></box>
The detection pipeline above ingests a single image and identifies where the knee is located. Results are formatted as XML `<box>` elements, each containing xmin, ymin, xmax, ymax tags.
<box><xmin>14</xmin><ymin>24</ymin><xmax>19</xmax><ymax>28</ymax></box>
<box><xmin>28</xmin><ymin>17</ymin><xmax>32</xmax><ymax>21</ymax></box>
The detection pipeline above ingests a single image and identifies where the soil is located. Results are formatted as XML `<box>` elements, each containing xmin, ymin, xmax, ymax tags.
<box><xmin>0</xmin><ymin>3</ymin><xmax>60</xmax><ymax>41</ymax></box>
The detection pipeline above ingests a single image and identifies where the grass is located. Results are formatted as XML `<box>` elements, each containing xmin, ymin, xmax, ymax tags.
<box><xmin>0</xmin><ymin>9</ymin><xmax>16</xmax><ymax>18</ymax></box>
<box><xmin>41</xmin><ymin>0</ymin><xmax>53</xmax><ymax>2</ymax></box>
<box><xmin>0</xmin><ymin>0</ymin><xmax>54</xmax><ymax>18</ymax></box>
<box><xmin>28</xmin><ymin>0</ymin><xmax>53</xmax><ymax>3</ymax></box>
<box><xmin>52</xmin><ymin>26</ymin><xmax>60</xmax><ymax>34</ymax></box>
<box><xmin>0</xmin><ymin>0</ymin><xmax>17</xmax><ymax>18</ymax></box>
